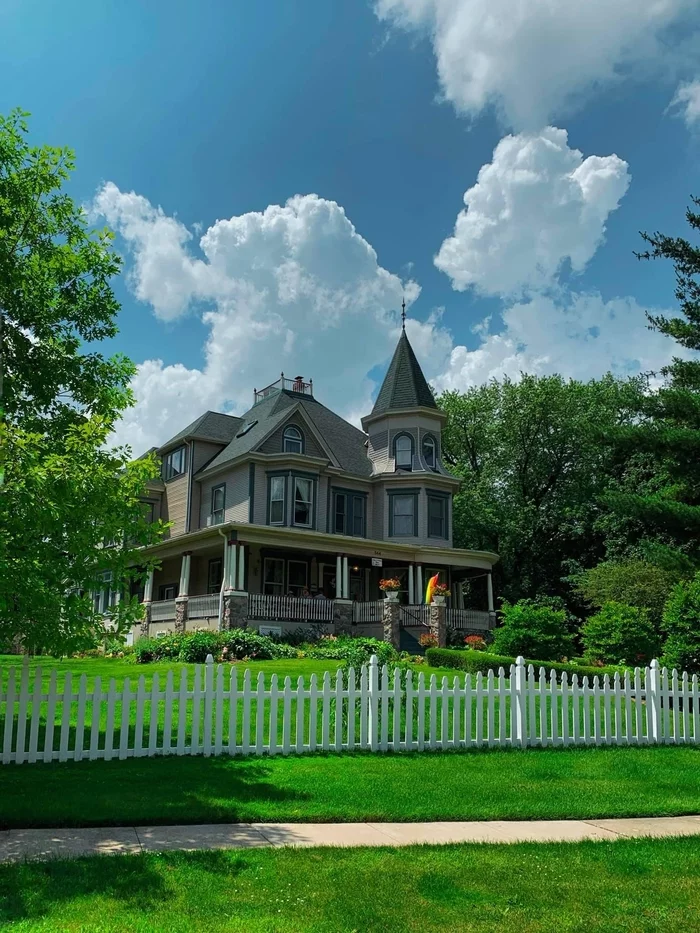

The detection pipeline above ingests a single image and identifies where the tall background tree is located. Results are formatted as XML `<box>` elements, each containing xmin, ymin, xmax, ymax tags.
<box><xmin>602</xmin><ymin>198</ymin><xmax>700</xmax><ymax>571</ymax></box>
<box><xmin>0</xmin><ymin>110</ymin><xmax>163</xmax><ymax>654</ymax></box>
<box><xmin>439</xmin><ymin>374</ymin><xmax>644</xmax><ymax>603</ymax></box>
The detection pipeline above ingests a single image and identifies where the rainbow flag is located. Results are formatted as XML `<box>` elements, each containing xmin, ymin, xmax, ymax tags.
<box><xmin>425</xmin><ymin>573</ymin><xmax>440</xmax><ymax>605</ymax></box>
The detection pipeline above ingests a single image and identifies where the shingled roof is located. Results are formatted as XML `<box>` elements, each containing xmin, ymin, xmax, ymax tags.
<box><xmin>199</xmin><ymin>390</ymin><xmax>372</xmax><ymax>478</ymax></box>
<box><xmin>158</xmin><ymin>411</ymin><xmax>243</xmax><ymax>451</ymax></box>
<box><xmin>371</xmin><ymin>329</ymin><xmax>437</xmax><ymax>415</ymax></box>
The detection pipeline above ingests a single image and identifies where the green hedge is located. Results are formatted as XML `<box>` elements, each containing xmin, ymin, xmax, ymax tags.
<box><xmin>425</xmin><ymin>648</ymin><xmax>623</xmax><ymax>679</ymax></box>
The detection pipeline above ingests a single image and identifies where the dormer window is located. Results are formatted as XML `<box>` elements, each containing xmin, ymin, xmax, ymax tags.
<box><xmin>162</xmin><ymin>445</ymin><xmax>186</xmax><ymax>480</ymax></box>
<box><xmin>283</xmin><ymin>425</ymin><xmax>303</xmax><ymax>454</ymax></box>
<box><xmin>394</xmin><ymin>434</ymin><xmax>413</xmax><ymax>471</ymax></box>
<box><xmin>422</xmin><ymin>435</ymin><xmax>437</xmax><ymax>470</ymax></box>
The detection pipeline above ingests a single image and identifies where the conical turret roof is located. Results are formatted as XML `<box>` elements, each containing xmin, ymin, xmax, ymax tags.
<box><xmin>371</xmin><ymin>329</ymin><xmax>437</xmax><ymax>415</ymax></box>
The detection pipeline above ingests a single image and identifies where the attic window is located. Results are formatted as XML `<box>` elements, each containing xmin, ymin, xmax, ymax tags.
<box><xmin>236</xmin><ymin>420</ymin><xmax>258</xmax><ymax>438</ymax></box>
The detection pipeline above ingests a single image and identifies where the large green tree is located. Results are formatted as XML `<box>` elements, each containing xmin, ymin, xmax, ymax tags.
<box><xmin>0</xmin><ymin>110</ymin><xmax>163</xmax><ymax>654</ymax></box>
<box><xmin>439</xmin><ymin>374</ymin><xmax>643</xmax><ymax>603</ymax></box>
<box><xmin>603</xmin><ymin>199</ymin><xmax>700</xmax><ymax>566</ymax></box>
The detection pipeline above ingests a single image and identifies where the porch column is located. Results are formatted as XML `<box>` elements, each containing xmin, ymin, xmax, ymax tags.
<box><xmin>237</xmin><ymin>544</ymin><xmax>246</xmax><ymax>591</ymax></box>
<box><xmin>456</xmin><ymin>580</ymin><xmax>464</xmax><ymax>610</ymax></box>
<box><xmin>342</xmin><ymin>556</ymin><xmax>349</xmax><ymax>600</ymax></box>
<box><xmin>408</xmin><ymin>565</ymin><xmax>415</xmax><ymax>604</ymax></box>
<box><xmin>487</xmin><ymin>572</ymin><xmax>494</xmax><ymax>612</ymax></box>
<box><xmin>416</xmin><ymin>565</ymin><xmax>423</xmax><ymax>605</ymax></box>
<box><xmin>227</xmin><ymin>541</ymin><xmax>237</xmax><ymax>591</ymax></box>
<box><xmin>335</xmin><ymin>556</ymin><xmax>342</xmax><ymax>600</ymax></box>
<box><xmin>140</xmin><ymin>568</ymin><xmax>154</xmax><ymax>639</ymax></box>
<box><xmin>382</xmin><ymin>598</ymin><xmax>400</xmax><ymax>650</ymax></box>
<box><xmin>175</xmin><ymin>552</ymin><xmax>191</xmax><ymax>633</ymax></box>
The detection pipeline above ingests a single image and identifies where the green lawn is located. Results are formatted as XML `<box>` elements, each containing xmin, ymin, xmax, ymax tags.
<box><xmin>2</xmin><ymin>837</ymin><xmax>700</xmax><ymax>931</ymax></box>
<box><xmin>1</xmin><ymin>746</ymin><xmax>699</xmax><ymax>829</ymax></box>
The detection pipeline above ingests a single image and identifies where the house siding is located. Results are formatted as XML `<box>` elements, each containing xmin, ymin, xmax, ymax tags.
<box><xmin>161</xmin><ymin>474</ymin><xmax>188</xmax><ymax>538</ymax></box>
<box><xmin>258</xmin><ymin>419</ymin><xmax>326</xmax><ymax>459</ymax></box>
<box><xmin>198</xmin><ymin>465</ymin><xmax>250</xmax><ymax>528</ymax></box>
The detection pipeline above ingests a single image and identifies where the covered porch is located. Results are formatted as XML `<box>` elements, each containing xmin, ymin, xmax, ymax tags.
<box><xmin>136</xmin><ymin>523</ymin><xmax>497</xmax><ymax>638</ymax></box>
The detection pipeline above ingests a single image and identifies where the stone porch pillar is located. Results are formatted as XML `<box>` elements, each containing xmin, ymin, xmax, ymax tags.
<box><xmin>222</xmin><ymin>591</ymin><xmax>249</xmax><ymax>630</ymax></box>
<box><xmin>428</xmin><ymin>599</ymin><xmax>447</xmax><ymax>648</ymax></box>
<box><xmin>382</xmin><ymin>597</ymin><xmax>400</xmax><ymax>650</ymax></box>
<box><xmin>333</xmin><ymin>599</ymin><xmax>353</xmax><ymax>635</ymax></box>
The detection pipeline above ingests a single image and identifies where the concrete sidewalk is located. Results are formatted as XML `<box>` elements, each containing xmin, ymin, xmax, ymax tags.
<box><xmin>2</xmin><ymin>816</ymin><xmax>700</xmax><ymax>863</ymax></box>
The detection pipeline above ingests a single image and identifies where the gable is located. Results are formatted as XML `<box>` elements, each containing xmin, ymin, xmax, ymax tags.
<box><xmin>256</xmin><ymin>412</ymin><xmax>330</xmax><ymax>460</ymax></box>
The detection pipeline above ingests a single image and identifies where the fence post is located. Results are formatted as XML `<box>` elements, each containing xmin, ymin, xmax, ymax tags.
<box><xmin>649</xmin><ymin>659</ymin><xmax>662</xmax><ymax>744</ymax></box>
<box><xmin>513</xmin><ymin>656</ymin><xmax>526</xmax><ymax>748</ymax></box>
<box><xmin>368</xmin><ymin>655</ymin><xmax>379</xmax><ymax>752</ymax></box>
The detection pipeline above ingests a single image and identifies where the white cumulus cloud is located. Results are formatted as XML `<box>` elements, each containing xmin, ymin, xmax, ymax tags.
<box><xmin>375</xmin><ymin>0</ymin><xmax>700</xmax><ymax>128</ymax></box>
<box><xmin>670</xmin><ymin>79</ymin><xmax>700</xmax><ymax>127</ymax></box>
<box><xmin>435</xmin><ymin>291</ymin><xmax>681</xmax><ymax>391</ymax></box>
<box><xmin>435</xmin><ymin>127</ymin><xmax>630</xmax><ymax>297</ymax></box>
<box><xmin>93</xmin><ymin>186</ymin><xmax>431</xmax><ymax>453</ymax></box>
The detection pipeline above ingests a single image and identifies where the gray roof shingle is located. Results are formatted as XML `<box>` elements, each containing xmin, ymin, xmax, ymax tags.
<box><xmin>199</xmin><ymin>391</ymin><xmax>372</xmax><ymax>478</ymax></box>
<box><xmin>371</xmin><ymin>329</ymin><xmax>437</xmax><ymax>415</ymax></box>
<box><xmin>159</xmin><ymin>411</ymin><xmax>243</xmax><ymax>451</ymax></box>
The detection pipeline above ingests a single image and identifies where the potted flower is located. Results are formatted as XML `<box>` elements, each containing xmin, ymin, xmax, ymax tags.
<box><xmin>379</xmin><ymin>578</ymin><xmax>402</xmax><ymax>602</ymax></box>
<box><xmin>431</xmin><ymin>583</ymin><xmax>451</xmax><ymax>606</ymax></box>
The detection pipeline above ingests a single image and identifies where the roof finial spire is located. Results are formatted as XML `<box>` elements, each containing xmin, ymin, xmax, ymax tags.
<box><xmin>401</xmin><ymin>296</ymin><xmax>406</xmax><ymax>330</ymax></box>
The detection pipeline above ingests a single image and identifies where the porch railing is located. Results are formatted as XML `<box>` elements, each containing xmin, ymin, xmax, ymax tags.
<box><xmin>400</xmin><ymin>605</ymin><xmax>430</xmax><ymax>627</ymax></box>
<box><xmin>353</xmin><ymin>601</ymin><xmax>383</xmax><ymax>623</ymax></box>
<box><xmin>189</xmin><ymin>594</ymin><xmax>220</xmax><ymax>619</ymax></box>
<box><xmin>248</xmin><ymin>594</ymin><xmax>335</xmax><ymax>623</ymax></box>
<box><xmin>150</xmin><ymin>599</ymin><xmax>176</xmax><ymax>622</ymax></box>
<box><xmin>447</xmin><ymin>609</ymin><xmax>497</xmax><ymax>630</ymax></box>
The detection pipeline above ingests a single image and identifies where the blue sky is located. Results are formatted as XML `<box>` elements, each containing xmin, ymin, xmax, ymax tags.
<box><xmin>2</xmin><ymin>0</ymin><xmax>700</xmax><ymax>450</ymax></box>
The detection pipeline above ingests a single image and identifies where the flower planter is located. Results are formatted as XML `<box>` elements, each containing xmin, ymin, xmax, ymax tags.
<box><xmin>384</xmin><ymin>591</ymin><xmax>399</xmax><ymax>603</ymax></box>
<box><xmin>432</xmin><ymin>595</ymin><xmax>446</xmax><ymax>606</ymax></box>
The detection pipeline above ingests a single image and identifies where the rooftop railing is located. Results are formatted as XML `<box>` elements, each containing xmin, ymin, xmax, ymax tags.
<box><xmin>254</xmin><ymin>374</ymin><xmax>313</xmax><ymax>403</ymax></box>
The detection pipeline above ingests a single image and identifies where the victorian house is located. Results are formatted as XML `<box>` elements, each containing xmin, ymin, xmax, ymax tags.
<box><xmin>127</xmin><ymin>327</ymin><xmax>498</xmax><ymax>640</ymax></box>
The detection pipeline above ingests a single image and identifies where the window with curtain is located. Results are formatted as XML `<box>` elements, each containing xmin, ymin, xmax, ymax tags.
<box><xmin>211</xmin><ymin>484</ymin><xmax>225</xmax><ymax>524</ymax></box>
<box><xmin>422</xmin><ymin>435</ymin><xmax>437</xmax><ymax>469</ymax></box>
<box><xmin>394</xmin><ymin>434</ymin><xmax>413</xmax><ymax>470</ymax></box>
<box><xmin>293</xmin><ymin>477</ymin><xmax>313</xmax><ymax>527</ymax></box>
<box><xmin>269</xmin><ymin>476</ymin><xmax>285</xmax><ymax>524</ymax></box>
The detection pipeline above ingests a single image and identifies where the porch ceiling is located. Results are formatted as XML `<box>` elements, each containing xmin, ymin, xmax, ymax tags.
<box><xmin>140</xmin><ymin>522</ymin><xmax>499</xmax><ymax>570</ymax></box>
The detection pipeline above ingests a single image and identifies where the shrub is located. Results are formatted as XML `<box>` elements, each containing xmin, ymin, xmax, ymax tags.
<box><xmin>581</xmin><ymin>601</ymin><xmax>660</xmax><ymax>666</ymax></box>
<box><xmin>425</xmin><ymin>647</ymin><xmax>622</xmax><ymax>680</ymax></box>
<box><xmin>491</xmin><ymin>598</ymin><xmax>574</xmax><ymax>661</ymax></box>
<box><xmin>218</xmin><ymin>629</ymin><xmax>282</xmax><ymax>661</ymax></box>
<box><xmin>304</xmin><ymin>636</ymin><xmax>398</xmax><ymax>668</ymax></box>
<box><xmin>661</xmin><ymin>572</ymin><xmax>700</xmax><ymax>673</ymax></box>
<box><xmin>133</xmin><ymin>629</ymin><xmax>298</xmax><ymax>664</ymax></box>
<box><xmin>419</xmin><ymin>632</ymin><xmax>438</xmax><ymax>648</ymax></box>
<box><xmin>177</xmin><ymin>630</ymin><xmax>220</xmax><ymax>663</ymax></box>
<box><xmin>573</xmin><ymin>559</ymin><xmax>681</xmax><ymax>624</ymax></box>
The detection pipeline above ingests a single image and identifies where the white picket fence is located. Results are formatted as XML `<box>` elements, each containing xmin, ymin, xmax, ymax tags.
<box><xmin>1</xmin><ymin>656</ymin><xmax>699</xmax><ymax>766</ymax></box>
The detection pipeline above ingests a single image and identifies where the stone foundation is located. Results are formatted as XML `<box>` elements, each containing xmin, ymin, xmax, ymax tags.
<box><xmin>333</xmin><ymin>599</ymin><xmax>353</xmax><ymax>635</ymax></box>
<box><xmin>140</xmin><ymin>601</ymin><xmax>152</xmax><ymax>639</ymax></box>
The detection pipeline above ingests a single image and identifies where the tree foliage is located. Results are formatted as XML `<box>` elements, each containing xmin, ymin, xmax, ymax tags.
<box><xmin>581</xmin><ymin>601</ymin><xmax>660</xmax><ymax>666</ymax></box>
<box><xmin>603</xmin><ymin>198</ymin><xmax>700</xmax><ymax>565</ymax></box>
<box><xmin>572</xmin><ymin>559</ymin><xmax>682</xmax><ymax>625</ymax></box>
<box><xmin>661</xmin><ymin>573</ymin><xmax>700</xmax><ymax>674</ymax></box>
<box><xmin>439</xmin><ymin>374</ymin><xmax>643</xmax><ymax>602</ymax></box>
<box><xmin>0</xmin><ymin>110</ymin><xmax>163</xmax><ymax>653</ymax></box>
<box><xmin>491</xmin><ymin>598</ymin><xmax>574</xmax><ymax>662</ymax></box>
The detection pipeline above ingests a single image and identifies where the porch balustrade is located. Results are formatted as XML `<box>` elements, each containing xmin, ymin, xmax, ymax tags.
<box><xmin>352</xmin><ymin>601</ymin><xmax>383</xmax><ymax>623</ymax></box>
<box><xmin>248</xmin><ymin>594</ymin><xmax>335</xmax><ymax>623</ymax></box>
<box><xmin>446</xmin><ymin>608</ymin><xmax>496</xmax><ymax>630</ymax></box>
<box><xmin>149</xmin><ymin>599</ymin><xmax>176</xmax><ymax>622</ymax></box>
<box><xmin>188</xmin><ymin>594</ymin><xmax>220</xmax><ymax>619</ymax></box>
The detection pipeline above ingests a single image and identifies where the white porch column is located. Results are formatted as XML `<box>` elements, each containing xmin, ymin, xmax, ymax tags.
<box><xmin>416</xmin><ymin>565</ymin><xmax>423</xmax><ymax>605</ymax></box>
<box><xmin>237</xmin><ymin>544</ymin><xmax>246</xmax><ymax>591</ymax></box>
<box><xmin>342</xmin><ymin>556</ymin><xmax>349</xmax><ymax>599</ymax></box>
<box><xmin>408</xmin><ymin>564</ymin><xmax>415</xmax><ymax>604</ymax></box>
<box><xmin>364</xmin><ymin>568</ymin><xmax>371</xmax><ymax>601</ymax></box>
<box><xmin>143</xmin><ymin>569</ymin><xmax>154</xmax><ymax>603</ymax></box>
<box><xmin>335</xmin><ymin>556</ymin><xmax>342</xmax><ymax>599</ymax></box>
<box><xmin>179</xmin><ymin>552</ymin><xmax>191</xmax><ymax>597</ymax></box>
<box><xmin>487</xmin><ymin>572</ymin><xmax>494</xmax><ymax>613</ymax></box>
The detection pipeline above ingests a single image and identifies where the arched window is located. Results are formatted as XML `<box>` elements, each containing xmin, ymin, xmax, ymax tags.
<box><xmin>422</xmin><ymin>434</ymin><xmax>437</xmax><ymax>469</ymax></box>
<box><xmin>394</xmin><ymin>433</ymin><xmax>413</xmax><ymax>470</ymax></box>
<box><xmin>283</xmin><ymin>425</ymin><xmax>303</xmax><ymax>454</ymax></box>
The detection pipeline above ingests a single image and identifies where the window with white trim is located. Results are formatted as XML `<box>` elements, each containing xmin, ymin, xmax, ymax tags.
<box><xmin>269</xmin><ymin>476</ymin><xmax>285</xmax><ymax>524</ymax></box>
<box><xmin>428</xmin><ymin>494</ymin><xmax>448</xmax><ymax>538</ymax></box>
<box><xmin>293</xmin><ymin>477</ymin><xmax>313</xmax><ymax>527</ymax></box>
<box><xmin>283</xmin><ymin>425</ymin><xmax>303</xmax><ymax>454</ymax></box>
<box><xmin>422</xmin><ymin>435</ymin><xmax>437</xmax><ymax>469</ymax></box>
<box><xmin>394</xmin><ymin>434</ymin><xmax>413</xmax><ymax>470</ymax></box>
<box><xmin>207</xmin><ymin>558</ymin><xmax>223</xmax><ymax>593</ymax></box>
<box><xmin>211</xmin><ymin>483</ymin><xmax>225</xmax><ymax>525</ymax></box>
<box><xmin>391</xmin><ymin>494</ymin><xmax>416</xmax><ymax>536</ymax></box>
<box><xmin>162</xmin><ymin>445</ymin><xmax>186</xmax><ymax>480</ymax></box>
<box><xmin>263</xmin><ymin>557</ymin><xmax>285</xmax><ymax>596</ymax></box>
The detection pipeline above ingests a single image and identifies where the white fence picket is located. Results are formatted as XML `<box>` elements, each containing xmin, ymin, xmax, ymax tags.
<box><xmin>2</xmin><ymin>655</ymin><xmax>700</xmax><ymax>766</ymax></box>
